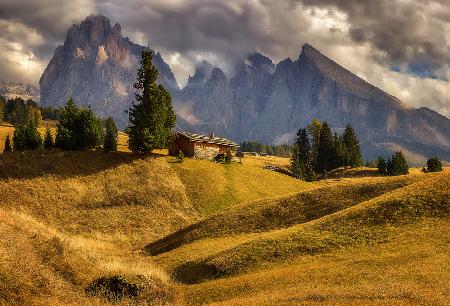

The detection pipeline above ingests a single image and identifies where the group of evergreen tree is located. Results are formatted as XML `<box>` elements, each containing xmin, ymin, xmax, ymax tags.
<box><xmin>377</xmin><ymin>151</ymin><xmax>409</xmax><ymax>176</ymax></box>
<box><xmin>0</xmin><ymin>96</ymin><xmax>42</xmax><ymax>126</ymax></box>
<box><xmin>3</xmin><ymin>98</ymin><xmax>119</xmax><ymax>153</ymax></box>
<box><xmin>239</xmin><ymin>141</ymin><xmax>292</xmax><ymax>157</ymax></box>
<box><xmin>291</xmin><ymin>120</ymin><xmax>363</xmax><ymax>180</ymax></box>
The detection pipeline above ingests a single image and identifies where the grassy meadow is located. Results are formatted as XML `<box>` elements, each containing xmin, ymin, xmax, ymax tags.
<box><xmin>0</xmin><ymin>124</ymin><xmax>449</xmax><ymax>305</ymax></box>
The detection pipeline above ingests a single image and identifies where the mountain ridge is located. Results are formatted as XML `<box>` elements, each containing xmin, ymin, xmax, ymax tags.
<box><xmin>38</xmin><ymin>15</ymin><xmax>450</xmax><ymax>163</ymax></box>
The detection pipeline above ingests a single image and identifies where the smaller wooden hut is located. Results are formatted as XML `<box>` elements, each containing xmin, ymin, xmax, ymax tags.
<box><xmin>169</xmin><ymin>131</ymin><xmax>239</xmax><ymax>160</ymax></box>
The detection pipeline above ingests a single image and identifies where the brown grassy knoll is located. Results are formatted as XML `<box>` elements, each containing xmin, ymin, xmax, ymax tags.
<box><xmin>150</xmin><ymin>170</ymin><xmax>449</xmax><ymax>286</ymax></box>
<box><xmin>0</xmin><ymin>150</ymin><xmax>199</xmax><ymax>305</ymax></box>
<box><xmin>146</xmin><ymin>172</ymin><xmax>428</xmax><ymax>256</ymax></box>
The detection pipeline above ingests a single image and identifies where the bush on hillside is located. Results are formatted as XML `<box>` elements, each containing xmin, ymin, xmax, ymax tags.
<box><xmin>225</xmin><ymin>150</ymin><xmax>233</xmax><ymax>164</ymax></box>
<box><xmin>13</xmin><ymin>120</ymin><xmax>42</xmax><ymax>151</ymax></box>
<box><xmin>176</xmin><ymin>150</ymin><xmax>184</xmax><ymax>163</ymax></box>
<box><xmin>55</xmin><ymin>97</ymin><xmax>104</xmax><ymax>150</ymax></box>
<box><xmin>426</xmin><ymin>157</ymin><xmax>443</xmax><ymax>172</ymax></box>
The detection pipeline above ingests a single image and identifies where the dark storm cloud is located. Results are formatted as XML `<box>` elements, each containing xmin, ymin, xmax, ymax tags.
<box><xmin>0</xmin><ymin>0</ymin><xmax>448</xmax><ymax>115</ymax></box>
<box><xmin>298</xmin><ymin>0</ymin><xmax>450</xmax><ymax>76</ymax></box>
<box><xmin>96</xmin><ymin>0</ymin><xmax>311</xmax><ymax>67</ymax></box>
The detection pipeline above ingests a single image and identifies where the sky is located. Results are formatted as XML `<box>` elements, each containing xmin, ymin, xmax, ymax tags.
<box><xmin>0</xmin><ymin>0</ymin><xmax>449</xmax><ymax>116</ymax></box>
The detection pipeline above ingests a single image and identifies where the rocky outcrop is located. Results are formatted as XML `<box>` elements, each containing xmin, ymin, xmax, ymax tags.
<box><xmin>0</xmin><ymin>81</ymin><xmax>40</xmax><ymax>101</ymax></box>
<box><xmin>39</xmin><ymin>15</ymin><xmax>178</xmax><ymax>128</ymax></box>
<box><xmin>175</xmin><ymin>44</ymin><xmax>450</xmax><ymax>162</ymax></box>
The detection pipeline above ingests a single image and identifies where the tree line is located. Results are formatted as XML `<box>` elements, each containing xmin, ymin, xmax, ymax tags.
<box><xmin>3</xmin><ymin>98</ymin><xmax>118</xmax><ymax>153</ymax></box>
<box><xmin>239</xmin><ymin>141</ymin><xmax>292</xmax><ymax>157</ymax></box>
<box><xmin>290</xmin><ymin>119</ymin><xmax>363</xmax><ymax>180</ymax></box>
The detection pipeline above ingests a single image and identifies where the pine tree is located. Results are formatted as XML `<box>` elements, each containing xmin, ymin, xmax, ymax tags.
<box><xmin>55</xmin><ymin>97</ymin><xmax>104</xmax><ymax>150</ymax></box>
<box><xmin>386</xmin><ymin>151</ymin><xmax>409</xmax><ymax>176</ymax></box>
<box><xmin>291</xmin><ymin>128</ymin><xmax>314</xmax><ymax>180</ymax></box>
<box><xmin>4</xmin><ymin>134</ymin><xmax>12</xmax><ymax>152</ymax></box>
<box><xmin>127</xmin><ymin>50</ymin><xmax>176</xmax><ymax>153</ymax></box>
<box><xmin>103</xmin><ymin>117</ymin><xmax>118</xmax><ymax>152</ymax></box>
<box><xmin>377</xmin><ymin>156</ymin><xmax>387</xmax><ymax>175</ymax></box>
<box><xmin>307</xmin><ymin>119</ymin><xmax>322</xmax><ymax>168</ymax></box>
<box><xmin>332</xmin><ymin>132</ymin><xmax>346</xmax><ymax>169</ymax></box>
<box><xmin>316</xmin><ymin>122</ymin><xmax>334</xmax><ymax>174</ymax></box>
<box><xmin>43</xmin><ymin>127</ymin><xmax>54</xmax><ymax>150</ymax></box>
<box><xmin>342</xmin><ymin>124</ymin><xmax>362</xmax><ymax>167</ymax></box>
<box><xmin>426</xmin><ymin>157</ymin><xmax>443</xmax><ymax>172</ymax></box>
<box><xmin>13</xmin><ymin>120</ymin><xmax>42</xmax><ymax>151</ymax></box>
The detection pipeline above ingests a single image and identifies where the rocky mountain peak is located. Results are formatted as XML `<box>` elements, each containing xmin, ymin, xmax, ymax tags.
<box><xmin>187</xmin><ymin>60</ymin><xmax>215</xmax><ymax>87</ymax></box>
<box><xmin>40</xmin><ymin>15</ymin><xmax>178</xmax><ymax>128</ymax></box>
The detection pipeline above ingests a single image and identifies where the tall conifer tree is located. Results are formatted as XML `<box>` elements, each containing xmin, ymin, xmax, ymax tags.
<box><xmin>128</xmin><ymin>50</ymin><xmax>176</xmax><ymax>153</ymax></box>
<box><xmin>104</xmin><ymin>117</ymin><xmax>118</xmax><ymax>152</ymax></box>
<box><xmin>342</xmin><ymin>124</ymin><xmax>362</xmax><ymax>167</ymax></box>
<box><xmin>316</xmin><ymin>122</ymin><xmax>334</xmax><ymax>174</ymax></box>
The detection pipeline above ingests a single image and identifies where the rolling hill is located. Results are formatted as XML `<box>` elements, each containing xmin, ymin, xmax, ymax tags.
<box><xmin>0</xmin><ymin>144</ymin><xmax>448</xmax><ymax>304</ymax></box>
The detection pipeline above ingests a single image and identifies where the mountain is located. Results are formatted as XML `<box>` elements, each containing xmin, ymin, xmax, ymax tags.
<box><xmin>0</xmin><ymin>81</ymin><xmax>40</xmax><ymax>101</ymax></box>
<box><xmin>39</xmin><ymin>15</ymin><xmax>178</xmax><ymax>128</ymax></box>
<box><xmin>40</xmin><ymin>16</ymin><xmax>450</xmax><ymax>163</ymax></box>
<box><xmin>175</xmin><ymin>44</ymin><xmax>450</xmax><ymax>163</ymax></box>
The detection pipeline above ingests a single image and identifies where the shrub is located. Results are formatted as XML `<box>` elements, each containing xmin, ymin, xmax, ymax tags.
<box><xmin>225</xmin><ymin>150</ymin><xmax>233</xmax><ymax>164</ymax></box>
<box><xmin>214</xmin><ymin>153</ymin><xmax>226</xmax><ymax>163</ymax></box>
<box><xmin>176</xmin><ymin>150</ymin><xmax>184</xmax><ymax>163</ymax></box>
<box><xmin>426</xmin><ymin>157</ymin><xmax>443</xmax><ymax>172</ymax></box>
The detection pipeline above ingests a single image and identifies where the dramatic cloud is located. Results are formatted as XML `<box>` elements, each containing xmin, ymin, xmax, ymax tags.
<box><xmin>0</xmin><ymin>0</ymin><xmax>448</xmax><ymax>116</ymax></box>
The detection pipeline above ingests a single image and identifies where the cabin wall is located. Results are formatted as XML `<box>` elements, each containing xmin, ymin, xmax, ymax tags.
<box><xmin>194</xmin><ymin>142</ymin><xmax>220</xmax><ymax>160</ymax></box>
<box><xmin>169</xmin><ymin>139</ymin><xmax>195</xmax><ymax>157</ymax></box>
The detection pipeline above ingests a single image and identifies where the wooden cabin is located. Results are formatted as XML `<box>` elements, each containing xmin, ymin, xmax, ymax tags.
<box><xmin>169</xmin><ymin>131</ymin><xmax>239</xmax><ymax>160</ymax></box>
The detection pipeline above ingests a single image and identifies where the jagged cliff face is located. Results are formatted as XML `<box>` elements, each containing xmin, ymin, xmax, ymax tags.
<box><xmin>0</xmin><ymin>81</ymin><xmax>40</xmax><ymax>101</ymax></box>
<box><xmin>175</xmin><ymin>44</ymin><xmax>450</xmax><ymax>162</ymax></box>
<box><xmin>39</xmin><ymin>15</ymin><xmax>178</xmax><ymax>128</ymax></box>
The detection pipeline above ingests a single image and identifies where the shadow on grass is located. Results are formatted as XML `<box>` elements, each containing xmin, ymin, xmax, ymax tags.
<box><xmin>0</xmin><ymin>150</ymin><xmax>165</xmax><ymax>180</ymax></box>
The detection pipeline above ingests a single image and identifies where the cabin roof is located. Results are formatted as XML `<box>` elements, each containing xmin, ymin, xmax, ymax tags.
<box><xmin>176</xmin><ymin>131</ymin><xmax>239</xmax><ymax>147</ymax></box>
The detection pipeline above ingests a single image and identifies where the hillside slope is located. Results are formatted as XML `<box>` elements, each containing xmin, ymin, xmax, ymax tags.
<box><xmin>147</xmin><ymin>168</ymin><xmax>449</xmax><ymax>304</ymax></box>
<box><xmin>0</xmin><ymin>151</ymin><xmax>197</xmax><ymax>304</ymax></box>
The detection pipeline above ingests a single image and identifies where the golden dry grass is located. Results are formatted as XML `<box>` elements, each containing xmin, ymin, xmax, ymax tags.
<box><xmin>0</xmin><ymin>150</ymin><xmax>198</xmax><ymax>305</ymax></box>
<box><xmin>148</xmin><ymin>168</ymin><xmax>449</xmax><ymax>304</ymax></box>
<box><xmin>0</xmin><ymin>142</ymin><xmax>449</xmax><ymax>305</ymax></box>
<box><xmin>168</xmin><ymin>156</ymin><xmax>310</xmax><ymax>214</ymax></box>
